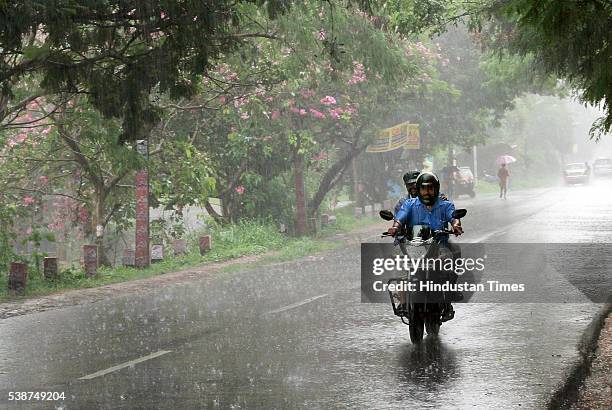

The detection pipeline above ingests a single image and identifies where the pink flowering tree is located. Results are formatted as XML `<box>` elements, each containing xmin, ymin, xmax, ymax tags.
<box><xmin>0</xmin><ymin>94</ymin><xmax>215</xmax><ymax>266</ymax></box>
<box><xmin>162</xmin><ymin>2</ymin><xmax>440</xmax><ymax>233</ymax></box>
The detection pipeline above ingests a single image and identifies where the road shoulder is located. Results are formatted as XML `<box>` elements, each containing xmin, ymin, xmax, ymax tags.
<box><xmin>0</xmin><ymin>221</ymin><xmax>386</xmax><ymax>320</ymax></box>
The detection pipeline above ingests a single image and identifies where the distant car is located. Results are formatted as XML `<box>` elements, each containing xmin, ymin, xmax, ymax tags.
<box><xmin>592</xmin><ymin>157</ymin><xmax>612</xmax><ymax>176</ymax></box>
<box><xmin>455</xmin><ymin>166</ymin><xmax>476</xmax><ymax>197</ymax></box>
<box><xmin>564</xmin><ymin>163</ymin><xmax>590</xmax><ymax>185</ymax></box>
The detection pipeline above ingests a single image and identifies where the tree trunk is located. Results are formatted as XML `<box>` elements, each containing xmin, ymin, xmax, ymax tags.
<box><xmin>294</xmin><ymin>144</ymin><xmax>308</xmax><ymax>236</ymax></box>
<box><xmin>308</xmin><ymin>143</ymin><xmax>368</xmax><ymax>217</ymax></box>
<box><xmin>204</xmin><ymin>200</ymin><xmax>225</xmax><ymax>224</ymax></box>
<box><xmin>91</xmin><ymin>188</ymin><xmax>111</xmax><ymax>266</ymax></box>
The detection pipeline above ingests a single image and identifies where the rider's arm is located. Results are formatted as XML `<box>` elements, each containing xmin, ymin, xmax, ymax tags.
<box><xmin>444</xmin><ymin>202</ymin><xmax>463</xmax><ymax>236</ymax></box>
<box><xmin>388</xmin><ymin>199</ymin><xmax>411</xmax><ymax>235</ymax></box>
<box><xmin>393</xmin><ymin>197</ymin><xmax>405</xmax><ymax>215</ymax></box>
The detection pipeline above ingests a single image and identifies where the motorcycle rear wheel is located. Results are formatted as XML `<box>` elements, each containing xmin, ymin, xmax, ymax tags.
<box><xmin>409</xmin><ymin>315</ymin><xmax>425</xmax><ymax>343</ymax></box>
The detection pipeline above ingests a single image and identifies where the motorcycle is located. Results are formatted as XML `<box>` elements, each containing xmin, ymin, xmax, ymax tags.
<box><xmin>379</xmin><ymin>208</ymin><xmax>467</xmax><ymax>344</ymax></box>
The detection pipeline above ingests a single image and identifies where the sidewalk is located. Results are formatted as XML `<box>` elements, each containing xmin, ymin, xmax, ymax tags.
<box><xmin>570</xmin><ymin>311</ymin><xmax>612</xmax><ymax>409</ymax></box>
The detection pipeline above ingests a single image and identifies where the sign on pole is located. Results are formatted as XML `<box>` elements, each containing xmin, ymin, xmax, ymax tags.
<box><xmin>366</xmin><ymin>122</ymin><xmax>420</xmax><ymax>153</ymax></box>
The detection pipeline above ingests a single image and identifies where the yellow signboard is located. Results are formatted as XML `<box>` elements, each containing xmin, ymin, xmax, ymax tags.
<box><xmin>405</xmin><ymin>124</ymin><xmax>420</xmax><ymax>150</ymax></box>
<box><xmin>366</xmin><ymin>122</ymin><xmax>420</xmax><ymax>153</ymax></box>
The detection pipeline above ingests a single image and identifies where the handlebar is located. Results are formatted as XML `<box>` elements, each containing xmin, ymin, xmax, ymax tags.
<box><xmin>381</xmin><ymin>229</ymin><xmax>459</xmax><ymax>247</ymax></box>
<box><xmin>381</xmin><ymin>229</ymin><xmax>454</xmax><ymax>238</ymax></box>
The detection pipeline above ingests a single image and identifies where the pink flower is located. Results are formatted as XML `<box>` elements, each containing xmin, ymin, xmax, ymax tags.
<box><xmin>348</xmin><ymin>61</ymin><xmax>367</xmax><ymax>85</ymax></box>
<box><xmin>38</xmin><ymin>175</ymin><xmax>49</xmax><ymax>186</ymax></box>
<box><xmin>235</xmin><ymin>186</ymin><xmax>245</xmax><ymax>195</ymax></box>
<box><xmin>320</xmin><ymin>96</ymin><xmax>336</xmax><ymax>105</ymax></box>
<box><xmin>23</xmin><ymin>196</ymin><xmax>35</xmax><ymax>206</ymax></box>
<box><xmin>240</xmin><ymin>112</ymin><xmax>250</xmax><ymax>120</ymax></box>
<box><xmin>317</xmin><ymin>29</ymin><xmax>327</xmax><ymax>41</ymax></box>
<box><xmin>309</xmin><ymin>108</ymin><xmax>326</xmax><ymax>119</ymax></box>
<box><xmin>271</xmin><ymin>110</ymin><xmax>281</xmax><ymax>120</ymax></box>
<box><xmin>299</xmin><ymin>109</ymin><xmax>307</xmax><ymax>116</ymax></box>
<box><xmin>234</xmin><ymin>97</ymin><xmax>248</xmax><ymax>108</ymax></box>
<box><xmin>328</xmin><ymin>107</ymin><xmax>344</xmax><ymax>119</ymax></box>
<box><xmin>219</xmin><ymin>95</ymin><xmax>226</xmax><ymax>104</ymax></box>
<box><xmin>78</xmin><ymin>208</ymin><xmax>89</xmax><ymax>223</ymax></box>
<box><xmin>290</xmin><ymin>107</ymin><xmax>300</xmax><ymax>114</ymax></box>
<box><xmin>300</xmin><ymin>89</ymin><xmax>316</xmax><ymax>99</ymax></box>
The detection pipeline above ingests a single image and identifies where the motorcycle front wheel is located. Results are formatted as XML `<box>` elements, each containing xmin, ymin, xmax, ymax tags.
<box><xmin>409</xmin><ymin>314</ymin><xmax>425</xmax><ymax>343</ymax></box>
<box><xmin>425</xmin><ymin>316</ymin><xmax>440</xmax><ymax>335</ymax></box>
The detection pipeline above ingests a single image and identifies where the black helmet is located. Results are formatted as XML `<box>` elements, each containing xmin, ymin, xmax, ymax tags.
<box><xmin>416</xmin><ymin>172</ymin><xmax>440</xmax><ymax>205</ymax></box>
<box><xmin>402</xmin><ymin>170</ymin><xmax>420</xmax><ymax>186</ymax></box>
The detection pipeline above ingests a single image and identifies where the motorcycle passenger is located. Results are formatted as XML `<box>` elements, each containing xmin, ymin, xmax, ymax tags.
<box><xmin>387</xmin><ymin>172</ymin><xmax>464</xmax><ymax>303</ymax></box>
<box><xmin>394</xmin><ymin>170</ymin><xmax>420</xmax><ymax>215</ymax></box>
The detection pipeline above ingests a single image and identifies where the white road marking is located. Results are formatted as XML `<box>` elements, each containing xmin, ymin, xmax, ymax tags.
<box><xmin>470</xmin><ymin>226</ymin><xmax>510</xmax><ymax>243</ymax></box>
<box><xmin>78</xmin><ymin>350</ymin><xmax>172</xmax><ymax>380</ymax></box>
<box><xmin>265</xmin><ymin>294</ymin><xmax>329</xmax><ymax>315</ymax></box>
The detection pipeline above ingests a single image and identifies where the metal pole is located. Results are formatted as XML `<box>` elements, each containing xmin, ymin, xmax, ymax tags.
<box><xmin>473</xmin><ymin>145</ymin><xmax>478</xmax><ymax>184</ymax></box>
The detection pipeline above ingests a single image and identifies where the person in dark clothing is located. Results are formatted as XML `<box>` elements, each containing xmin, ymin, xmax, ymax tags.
<box><xmin>497</xmin><ymin>163</ymin><xmax>510</xmax><ymax>199</ymax></box>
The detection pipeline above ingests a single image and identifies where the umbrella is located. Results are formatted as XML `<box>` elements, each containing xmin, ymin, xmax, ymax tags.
<box><xmin>496</xmin><ymin>155</ymin><xmax>516</xmax><ymax>165</ymax></box>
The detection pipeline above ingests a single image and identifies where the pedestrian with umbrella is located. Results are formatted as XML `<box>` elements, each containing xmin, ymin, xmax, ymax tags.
<box><xmin>496</xmin><ymin>155</ymin><xmax>516</xmax><ymax>199</ymax></box>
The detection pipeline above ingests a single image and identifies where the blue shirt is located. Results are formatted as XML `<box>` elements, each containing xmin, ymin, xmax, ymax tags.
<box><xmin>394</xmin><ymin>195</ymin><xmax>410</xmax><ymax>215</ymax></box>
<box><xmin>395</xmin><ymin>197</ymin><xmax>456</xmax><ymax>230</ymax></box>
<box><xmin>394</xmin><ymin>194</ymin><xmax>449</xmax><ymax>219</ymax></box>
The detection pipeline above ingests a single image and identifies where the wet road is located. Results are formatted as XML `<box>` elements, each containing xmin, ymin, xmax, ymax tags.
<box><xmin>1</xmin><ymin>178</ymin><xmax>611</xmax><ymax>409</ymax></box>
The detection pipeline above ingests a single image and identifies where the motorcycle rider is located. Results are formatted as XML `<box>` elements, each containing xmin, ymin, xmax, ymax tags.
<box><xmin>394</xmin><ymin>170</ymin><xmax>448</xmax><ymax>215</ymax></box>
<box><xmin>387</xmin><ymin>172</ymin><xmax>464</xmax><ymax>303</ymax></box>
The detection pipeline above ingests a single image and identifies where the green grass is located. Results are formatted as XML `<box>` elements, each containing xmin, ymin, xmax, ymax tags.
<box><xmin>0</xmin><ymin>207</ymin><xmax>382</xmax><ymax>302</ymax></box>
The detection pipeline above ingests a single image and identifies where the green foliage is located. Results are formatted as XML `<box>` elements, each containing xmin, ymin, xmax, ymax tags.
<box><xmin>489</xmin><ymin>94</ymin><xmax>575</xmax><ymax>177</ymax></box>
<box><xmin>483</xmin><ymin>0</ymin><xmax>612</xmax><ymax>139</ymax></box>
<box><xmin>149</xmin><ymin>138</ymin><xmax>216</xmax><ymax>211</ymax></box>
<box><xmin>0</xmin><ymin>0</ymin><xmax>291</xmax><ymax>142</ymax></box>
<box><xmin>195</xmin><ymin>218</ymin><xmax>286</xmax><ymax>259</ymax></box>
<box><xmin>0</xmin><ymin>212</ymin><xmax>382</xmax><ymax>301</ymax></box>
<box><xmin>0</xmin><ymin>200</ymin><xmax>23</xmax><ymax>274</ymax></box>
<box><xmin>20</xmin><ymin>228</ymin><xmax>55</xmax><ymax>277</ymax></box>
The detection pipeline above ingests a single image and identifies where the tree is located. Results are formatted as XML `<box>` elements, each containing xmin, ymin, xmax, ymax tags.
<box><xmin>169</xmin><ymin>2</ymin><xmax>440</xmax><ymax>233</ymax></box>
<box><xmin>0</xmin><ymin>94</ymin><xmax>214</xmax><ymax>265</ymax></box>
<box><xmin>479</xmin><ymin>0</ymin><xmax>612</xmax><ymax>139</ymax></box>
<box><xmin>0</xmin><ymin>0</ymin><xmax>290</xmax><ymax>143</ymax></box>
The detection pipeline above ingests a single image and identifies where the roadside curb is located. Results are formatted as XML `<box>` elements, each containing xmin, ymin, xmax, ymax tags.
<box><xmin>547</xmin><ymin>303</ymin><xmax>612</xmax><ymax>409</ymax></box>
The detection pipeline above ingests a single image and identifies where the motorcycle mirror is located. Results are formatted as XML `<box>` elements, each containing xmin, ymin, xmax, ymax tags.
<box><xmin>379</xmin><ymin>210</ymin><xmax>394</xmax><ymax>221</ymax></box>
<box><xmin>452</xmin><ymin>209</ymin><xmax>467</xmax><ymax>219</ymax></box>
